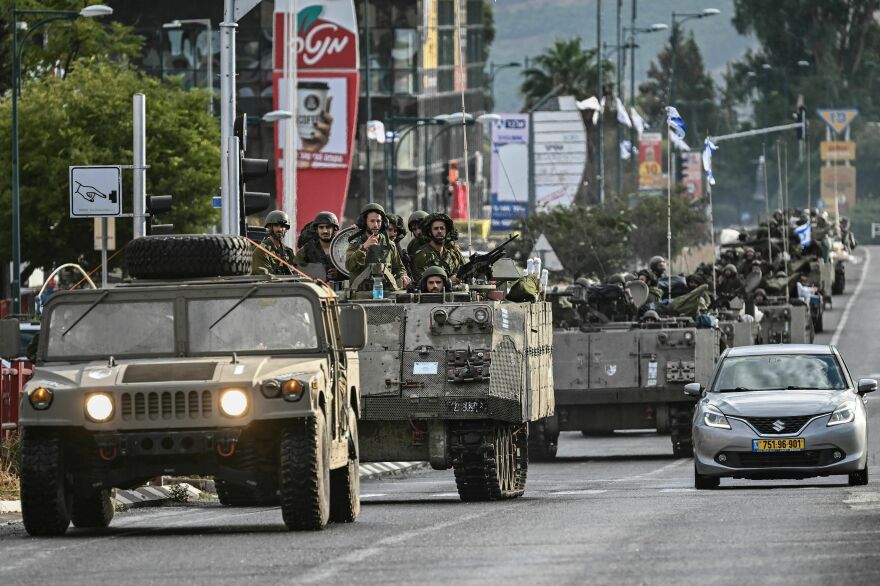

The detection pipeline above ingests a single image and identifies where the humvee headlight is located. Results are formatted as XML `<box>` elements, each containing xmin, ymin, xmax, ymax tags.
<box><xmin>282</xmin><ymin>379</ymin><xmax>305</xmax><ymax>402</ymax></box>
<box><xmin>473</xmin><ymin>308</ymin><xmax>490</xmax><ymax>324</ymax></box>
<box><xmin>85</xmin><ymin>393</ymin><xmax>114</xmax><ymax>422</ymax></box>
<box><xmin>29</xmin><ymin>387</ymin><xmax>53</xmax><ymax>410</ymax></box>
<box><xmin>261</xmin><ymin>380</ymin><xmax>282</xmax><ymax>399</ymax></box>
<box><xmin>433</xmin><ymin>309</ymin><xmax>448</xmax><ymax>325</ymax></box>
<box><xmin>219</xmin><ymin>389</ymin><xmax>249</xmax><ymax>417</ymax></box>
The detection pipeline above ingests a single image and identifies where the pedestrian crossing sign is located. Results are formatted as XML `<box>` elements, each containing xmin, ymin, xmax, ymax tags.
<box><xmin>816</xmin><ymin>109</ymin><xmax>859</xmax><ymax>135</ymax></box>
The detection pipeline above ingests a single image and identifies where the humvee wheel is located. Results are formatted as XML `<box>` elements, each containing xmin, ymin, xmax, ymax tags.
<box><xmin>329</xmin><ymin>409</ymin><xmax>360</xmax><ymax>523</ymax></box>
<box><xmin>453</xmin><ymin>421</ymin><xmax>528</xmax><ymax>502</ymax></box>
<box><xmin>279</xmin><ymin>411</ymin><xmax>331</xmax><ymax>530</ymax></box>
<box><xmin>528</xmin><ymin>420</ymin><xmax>558</xmax><ymax>461</ymax></box>
<box><xmin>71</xmin><ymin>488</ymin><xmax>114</xmax><ymax>529</ymax></box>
<box><xmin>20</xmin><ymin>429</ymin><xmax>72</xmax><ymax>536</ymax></box>
<box><xmin>125</xmin><ymin>234</ymin><xmax>252</xmax><ymax>279</ymax></box>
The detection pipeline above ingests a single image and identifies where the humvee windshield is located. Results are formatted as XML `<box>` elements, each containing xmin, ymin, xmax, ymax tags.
<box><xmin>187</xmin><ymin>296</ymin><xmax>318</xmax><ymax>353</ymax></box>
<box><xmin>47</xmin><ymin>300</ymin><xmax>175</xmax><ymax>359</ymax></box>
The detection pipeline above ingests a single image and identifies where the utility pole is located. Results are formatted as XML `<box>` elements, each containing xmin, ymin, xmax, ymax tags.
<box><xmin>364</xmin><ymin>0</ymin><xmax>373</xmax><ymax>202</ymax></box>
<box><xmin>615</xmin><ymin>0</ymin><xmax>623</xmax><ymax>197</ymax></box>
<box><xmin>629</xmin><ymin>0</ymin><xmax>637</xmax><ymax>179</ymax></box>
<box><xmin>596</xmin><ymin>0</ymin><xmax>604</xmax><ymax>204</ymax></box>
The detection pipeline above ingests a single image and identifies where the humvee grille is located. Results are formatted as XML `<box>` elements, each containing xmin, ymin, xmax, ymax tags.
<box><xmin>121</xmin><ymin>390</ymin><xmax>213</xmax><ymax>421</ymax></box>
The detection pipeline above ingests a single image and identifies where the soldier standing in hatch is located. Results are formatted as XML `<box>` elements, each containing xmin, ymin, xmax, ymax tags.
<box><xmin>406</xmin><ymin>210</ymin><xmax>430</xmax><ymax>257</ymax></box>
<box><xmin>252</xmin><ymin>210</ymin><xmax>296</xmax><ymax>275</ymax></box>
<box><xmin>411</xmin><ymin>212</ymin><xmax>465</xmax><ymax>283</ymax></box>
<box><xmin>294</xmin><ymin>211</ymin><xmax>342</xmax><ymax>280</ymax></box>
<box><xmin>345</xmin><ymin>203</ymin><xmax>411</xmax><ymax>291</ymax></box>
<box><xmin>418</xmin><ymin>266</ymin><xmax>451</xmax><ymax>293</ymax></box>
<box><xmin>648</xmin><ymin>256</ymin><xmax>667</xmax><ymax>281</ymax></box>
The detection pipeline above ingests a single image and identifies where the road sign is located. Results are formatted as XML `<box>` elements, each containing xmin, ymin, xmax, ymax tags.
<box><xmin>93</xmin><ymin>217</ymin><xmax>116</xmax><ymax>251</ymax></box>
<box><xmin>816</xmin><ymin>109</ymin><xmax>859</xmax><ymax>135</ymax></box>
<box><xmin>69</xmin><ymin>166</ymin><xmax>122</xmax><ymax>217</ymax></box>
<box><xmin>820</xmin><ymin>141</ymin><xmax>856</xmax><ymax>161</ymax></box>
<box><xmin>820</xmin><ymin>165</ymin><xmax>856</xmax><ymax>211</ymax></box>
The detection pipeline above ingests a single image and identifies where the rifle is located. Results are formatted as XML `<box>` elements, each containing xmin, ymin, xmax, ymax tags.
<box><xmin>456</xmin><ymin>234</ymin><xmax>519</xmax><ymax>282</ymax></box>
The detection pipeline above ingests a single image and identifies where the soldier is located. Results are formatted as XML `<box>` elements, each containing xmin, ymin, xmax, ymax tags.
<box><xmin>406</xmin><ymin>210</ymin><xmax>430</xmax><ymax>257</ymax></box>
<box><xmin>252</xmin><ymin>210</ymin><xmax>296</xmax><ymax>275</ymax></box>
<box><xmin>345</xmin><ymin>203</ymin><xmax>411</xmax><ymax>292</ymax></box>
<box><xmin>648</xmin><ymin>255</ymin><xmax>667</xmax><ymax>281</ymax></box>
<box><xmin>411</xmin><ymin>212</ymin><xmax>465</xmax><ymax>283</ymax></box>
<box><xmin>387</xmin><ymin>213</ymin><xmax>413</xmax><ymax>276</ymax></box>
<box><xmin>418</xmin><ymin>266</ymin><xmax>451</xmax><ymax>293</ymax></box>
<box><xmin>717</xmin><ymin>264</ymin><xmax>745</xmax><ymax>301</ymax></box>
<box><xmin>294</xmin><ymin>211</ymin><xmax>341</xmax><ymax>280</ymax></box>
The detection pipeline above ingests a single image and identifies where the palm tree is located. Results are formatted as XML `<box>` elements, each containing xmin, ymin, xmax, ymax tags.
<box><xmin>520</xmin><ymin>37</ymin><xmax>614</xmax><ymax>109</ymax></box>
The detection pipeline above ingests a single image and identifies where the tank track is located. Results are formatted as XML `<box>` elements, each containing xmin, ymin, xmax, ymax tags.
<box><xmin>450</xmin><ymin>421</ymin><xmax>528</xmax><ymax>501</ymax></box>
<box><xmin>670</xmin><ymin>403</ymin><xmax>695</xmax><ymax>458</ymax></box>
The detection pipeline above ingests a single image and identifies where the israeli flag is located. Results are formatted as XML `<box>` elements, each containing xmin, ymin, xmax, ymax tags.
<box><xmin>665</xmin><ymin>106</ymin><xmax>686</xmax><ymax>140</ymax></box>
<box><xmin>794</xmin><ymin>222</ymin><xmax>812</xmax><ymax>248</ymax></box>
<box><xmin>702</xmin><ymin>138</ymin><xmax>718</xmax><ymax>186</ymax></box>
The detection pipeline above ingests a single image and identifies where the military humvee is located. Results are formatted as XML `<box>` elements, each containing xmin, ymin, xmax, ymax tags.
<box><xmin>0</xmin><ymin>235</ymin><xmax>366</xmax><ymax>536</ymax></box>
<box><xmin>329</xmin><ymin>231</ymin><xmax>555</xmax><ymax>500</ymax></box>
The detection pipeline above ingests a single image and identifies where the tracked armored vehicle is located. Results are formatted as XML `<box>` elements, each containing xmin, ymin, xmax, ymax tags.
<box><xmin>1</xmin><ymin>235</ymin><xmax>365</xmax><ymax>535</ymax></box>
<box><xmin>330</xmin><ymin>231</ymin><xmax>555</xmax><ymax>500</ymax></box>
<box><xmin>755</xmin><ymin>297</ymin><xmax>814</xmax><ymax>344</ymax></box>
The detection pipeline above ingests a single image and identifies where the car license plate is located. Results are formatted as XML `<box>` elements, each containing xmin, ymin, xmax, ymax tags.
<box><xmin>752</xmin><ymin>438</ymin><xmax>805</xmax><ymax>452</ymax></box>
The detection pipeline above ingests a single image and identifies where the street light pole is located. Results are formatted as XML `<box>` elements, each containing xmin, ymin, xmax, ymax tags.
<box><xmin>10</xmin><ymin>3</ymin><xmax>112</xmax><ymax>314</ymax></box>
<box><xmin>162</xmin><ymin>19</ymin><xmax>214</xmax><ymax>115</ymax></box>
<box><xmin>596</xmin><ymin>0</ymin><xmax>604</xmax><ymax>205</ymax></box>
<box><xmin>669</xmin><ymin>8</ymin><xmax>719</xmax><ymax>106</ymax></box>
<box><xmin>487</xmin><ymin>61</ymin><xmax>521</xmax><ymax>111</ymax></box>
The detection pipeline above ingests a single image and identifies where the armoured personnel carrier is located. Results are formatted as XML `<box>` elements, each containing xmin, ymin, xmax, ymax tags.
<box><xmin>535</xmin><ymin>280</ymin><xmax>721</xmax><ymax>458</ymax></box>
<box><xmin>755</xmin><ymin>297</ymin><xmax>814</xmax><ymax>344</ymax></box>
<box><xmin>0</xmin><ymin>235</ymin><xmax>365</xmax><ymax>535</ymax></box>
<box><xmin>330</xmin><ymin>231</ymin><xmax>555</xmax><ymax>500</ymax></box>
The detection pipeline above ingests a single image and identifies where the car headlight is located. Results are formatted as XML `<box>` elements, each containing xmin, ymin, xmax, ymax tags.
<box><xmin>85</xmin><ymin>393</ymin><xmax>114</xmax><ymax>422</ymax></box>
<box><xmin>219</xmin><ymin>389</ymin><xmax>249</xmax><ymax>417</ymax></box>
<box><xmin>703</xmin><ymin>404</ymin><xmax>731</xmax><ymax>430</ymax></box>
<box><xmin>827</xmin><ymin>401</ymin><xmax>856</xmax><ymax>427</ymax></box>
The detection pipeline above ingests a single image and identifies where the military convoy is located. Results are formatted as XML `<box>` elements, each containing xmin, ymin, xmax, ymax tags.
<box><xmin>0</xmin><ymin>235</ymin><xmax>366</xmax><ymax>536</ymax></box>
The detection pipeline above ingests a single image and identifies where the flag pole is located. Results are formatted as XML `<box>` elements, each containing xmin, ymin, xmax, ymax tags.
<box><xmin>667</xmin><ymin>118</ymin><xmax>673</xmax><ymax>302</ymax></box>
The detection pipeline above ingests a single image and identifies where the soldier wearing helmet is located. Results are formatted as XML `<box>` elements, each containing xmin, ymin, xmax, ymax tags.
<box><xmin>648</xmin><ymin>256</ymin><xmax>667</xmax><ymax>281</ymax></box>
<box><xmin>386</xmin><ymin>214</ymin><xmax>414</xmax><ymax>276</ymax></box>
<box><xmin>406</xmin><ymin>210</ymin><xmax>430</xmax><ymax>257</ymax></box>
<box><xmin>418</xmin><ymin>266</ymin><xmax>451</xmax><ymax>293</ymax></box>
<box><xmin>294</xmin><ymin>211</ymin><xmax>342</xmax><ymax>280</ymax></box>
<box><xmin>252</xmin><ymin>210</ymin><xmax>296</xmax><ymax>275</ymax></box>
<box><xmin>345</xmin><ymin>203</ymin><xmax>411</xmax><ymax>291</ymax></box>
<box><xmin>411</xmin><ymin>212</ymin><xmax>465</xmax><ymax>283</ymax></box>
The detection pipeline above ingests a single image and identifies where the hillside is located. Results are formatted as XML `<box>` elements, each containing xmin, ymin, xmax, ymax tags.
<box><xmin>489</xmin><ymin>0</ymin><xmax>757</xmax><ymax>113</ymax></box>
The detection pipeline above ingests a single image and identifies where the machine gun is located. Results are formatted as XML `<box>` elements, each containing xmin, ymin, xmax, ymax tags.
<box><xmin>456</xmin><ymin>234</ymin><xmax>520</xmax><ymax>282</ymax></box>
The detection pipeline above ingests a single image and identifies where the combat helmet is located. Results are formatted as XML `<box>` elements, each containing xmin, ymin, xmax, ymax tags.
<box><xmin>418</xmin><ymin>265</ymin><xmax>452</xmax><ymax>292</ymax></box>
<box><xmin>357</xmin><ymin>202</ymin><xmax>388</xmax><ymax>231</ymax></box>
<box><xmin>408</xmin><ymin>210</ymin><xmax>429</xmax><ymax>232</ymax></box>
<box><xmin>312</xmin><ymin>211</ymin><xmax>340</xmax><ymax>230</ymax></box>
<box><xmin>723</xmin><ymin>263</ymin><xmax>738</xmax><ymax>276</ymax></box>
<box><xmin>264</xmin><ymin>210</ymin><xmax>291</xmax><ymax>228</ymax></box>
<box><xmin>386</xmin><ymin>213</ymin><xmax>408</xmax><ymax>239</ymax></box>
<box><xmin>649</xmin><ymin>255</ymin><xmax>666</xmax><ymax>273</ymax></box>
<box><xmin>422</xmin><ymin>212</ymin><xmax>457</xmax><ymax>242</ymax></box>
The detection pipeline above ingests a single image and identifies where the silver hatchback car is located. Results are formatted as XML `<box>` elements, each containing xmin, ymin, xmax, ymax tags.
<box><xmin>687</xmin><ymin>344</ymin><xmax>875</xmax><ymax>489</ymax></box>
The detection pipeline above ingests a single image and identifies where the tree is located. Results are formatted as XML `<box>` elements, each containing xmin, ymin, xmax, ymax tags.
<box><xmin>627</xmin><ymin>192</ymin><xmax>710</xmax><ymax>264</ymax></box>
<box><xmin>0</xmin><ymin>61</ymin><xmax>219</xmax><ymax>277</ymax></box>
<box><xmin>519</xmin><ymin>37</ymin><xmax>613</xmax><ymax>109</ymax></box>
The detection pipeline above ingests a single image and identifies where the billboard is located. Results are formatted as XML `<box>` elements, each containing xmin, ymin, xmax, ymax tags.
<box><xmin>273</xmin><ymin>0</ymin><xmax>359</xmax><ymax>230</ymax></box>
<box><xmin>639</xmin><ymin>133</ymin><xmax>663</xmax><ymax>191</ymax></box>
<box><xmin>490</xmin><ymin>114</ymin><xmax>529</xmax><ymax>232</ymax></box>
<box><xmin>532</xmin><ymin>97</ymin><xmax>588</xmax><ymax>209</ymax></box>
<box><xmin>680</xmin><ymin>151</ymin><xmax>702</xmax><ymax>200</ymax></box>
<box><xmin>820</xmin><ymin>165</ymin><xmax>856</xmax><ymax>211</ymax></box>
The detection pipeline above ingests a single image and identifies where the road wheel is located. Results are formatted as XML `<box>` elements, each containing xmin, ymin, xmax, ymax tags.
<box><xmin>279</xmin><ymin>412</ymin><xmax>330</xmax><ymax>530</ymax></box>
<box><xmin>694</xmin><ymin>464</ymin><xmax>720</xmax><ymax>490</ymax></box>
<box><xmin>528</xmin><ymin>420</ymin><xmax>558</xmax><ymax>461</ymax></box>
<box><xmin>71</xmin><ymin>488</ymin><xmax>114</xmax><ymax>528</ymax></box>
<box><xmin>849</xmin><ymin>464</ymin><xmax>869</xmax><ymax>486</ymax></box>
<box><xmin>329</xmin><ymin>410</ymin><xmax>360</xmax><ymax>523</ymax></box>
<box><xmin>453</xmin><ymin>421</ymin><xmax>528</xmax><ymax>501</ymax></box>
<box><xmin>20</xmin><ymin>429</ymin><xmax>72</xmax><ymax>536</ymax></box>
<box><xmin>125</xmin><ymin>234</ymin><xmax>251</xmax><ymax>279</ymax></box>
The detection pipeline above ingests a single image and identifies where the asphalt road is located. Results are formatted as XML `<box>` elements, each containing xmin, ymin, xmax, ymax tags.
<box><xmin>2</xmin><ymin>247</ymin><xmax>879</xmax><ymax>586</ymax></box>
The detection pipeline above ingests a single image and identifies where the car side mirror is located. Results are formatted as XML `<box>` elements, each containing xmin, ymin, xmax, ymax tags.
<box><xmin>0</xmin><ymin>319</ymin><xmax>20</xmax><ymax>358</ymax></box>
<box><xmin>857</xmin><ymin>378</ymin><xmax>877</xmax><ymax>395</ymax></box>
<box><xmin>683</xmin><ymin>382</ymin><xmax>703</xmax><ymax>397</ymax></box>
<box><xmin>338</xmin><ymin>304</ymin><xmax>367</xmax><ymax>351</ymax></box>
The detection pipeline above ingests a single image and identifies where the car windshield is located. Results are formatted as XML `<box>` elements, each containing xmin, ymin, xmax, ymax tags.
<box><xmin>187</xmin><ymin>296</ymin><xmax>319</xmax><ymax>353</ymax></box>
<box><xmin>711</xmin><ymin>354</ymin><xmax>847</xmax><ymax>392</ymax></box>
<box><xmin>46</xmin><ymin>300</ymin><xmax>175</xmax><ymax>359</ymax></box>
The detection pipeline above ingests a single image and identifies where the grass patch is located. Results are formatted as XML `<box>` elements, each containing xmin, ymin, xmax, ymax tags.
<box><xmin>0</xmin><ymin>434</ymin><xmax>21</xmax><ymax>501</ymax></box>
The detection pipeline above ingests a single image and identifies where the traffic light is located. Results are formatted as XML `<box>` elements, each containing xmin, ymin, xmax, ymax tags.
<box><xmin>146</xmin><ymin>195</ymin><xmax>173</xmax><ymax>235</ymax></box>
<box><xmin>442</xmin><ymin>160</ymin><xmax>459</xmax><ymax>200</ymax></box>
<box><xmin>234</xmin><ymin>114</ymin><xmax>271</xmax><ymax>234</ymax></box>
<box><xmin>795</xmin><ymin>105</ymin><xmax>808</xmax><ymax>141</ymax></box>
<box><xmin>675</xmin><ymin>153</ymin><xmax>686</xmax><ymax>185</ymax></box>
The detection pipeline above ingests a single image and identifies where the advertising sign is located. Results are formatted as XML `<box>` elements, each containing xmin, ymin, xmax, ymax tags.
<box><xmin>273</xmin><ymin>0</ymin><xmax>359</xmax><ymax>230</ymax></box>
<box><xmin>680</xmin><ymin>151</ymin><xmax>702</xmax><ymax>200</ymax></box>
<box><xmin>820</xmin><ymin>141</ymin><xmax>856</xmax><ymax>162</ymax></box>
<box><xmin>820</xmin><ymin>165</ymin><xmax>856</xmax><ymax>211</ymax></box>
<box><xmin>532</xmin><ymin>98</ymin><xmax>588</xmax><ymax>209</ymax></box>
<box><xmin>639</xmin><ymin>133</ymin><xmax>663</xmax><ymax>191</ymax></box>
<box><xmin>490</xmin><ymin>114</ymin><xmax>529</xmax><ymax>232</ymax></box>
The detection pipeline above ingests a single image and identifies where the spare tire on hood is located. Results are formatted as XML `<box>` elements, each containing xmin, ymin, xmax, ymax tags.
<box><xmin>126</xmin><ymin>234</ymin><xmax>252</xmax><ymax>279</ymax></box>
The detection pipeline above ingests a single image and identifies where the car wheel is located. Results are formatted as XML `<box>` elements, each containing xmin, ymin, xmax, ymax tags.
<box><xmin>694</xmin><ymin>464</ymin><xmax>720</xmax><ymax>490</ymax></box>
<box><xmin>848</xmin><ymin>464</ymin><xmax>869</xmax><ymax>486</ymax></box>
<box><xmin>20</xmin><ymin>429</ymin><xmax>72</xmax><ymax>536</ymax></box>
<box><xmin>329</xmin><ymin>409</ymin><xmax>360</xmax><ymax>523</ymax></box>
<box><xmin>279</xmin><ymin>412</ymin><xmax>331</xmax><ymax>530</ymax></box>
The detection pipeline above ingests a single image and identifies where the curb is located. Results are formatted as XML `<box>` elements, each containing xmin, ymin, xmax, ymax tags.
<box><xmin>0</xmin><ymin>461</ymin><xmax>430</xmax><ymax>515</ymax></box>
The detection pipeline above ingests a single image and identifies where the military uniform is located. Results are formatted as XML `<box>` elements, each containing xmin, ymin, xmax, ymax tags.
<box><xmin>411</xmin><ymin>241</ymin><xmax>465</xmax><ymax>283</ymax></box>
<box><xmin>345</xmin><ymin>232</ymin><xmax>409</xmax><ymax>290</ymax></box>
<box><xmin>252</xmin><ymin>236</ymin><xmax>296</xmax><ymax>275</ymax></box>
<box><xmin>294</xmin><ymin>240</ymin><xmax>340</xmax><ymax>280</ymax></box>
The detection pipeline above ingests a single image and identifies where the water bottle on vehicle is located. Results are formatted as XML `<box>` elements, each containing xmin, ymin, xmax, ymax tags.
<box><xmin>372</xmin><ymin>276</ymin><xmax>384</xmax><ymax>299</ymax></box>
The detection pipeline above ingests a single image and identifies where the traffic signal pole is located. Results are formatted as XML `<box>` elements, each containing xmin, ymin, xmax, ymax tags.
<box><xmin>133</xmin><ymin>93</ymin><xmax>146</xmax><ymax>239</ymax></box>
<box><xmin>220</xmin><ymin>0</ymin><xmax>239</xmax><ymax>234</ymax></box>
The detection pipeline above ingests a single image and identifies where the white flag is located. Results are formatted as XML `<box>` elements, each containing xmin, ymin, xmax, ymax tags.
<box><xmin>615</xmin><ymin>97</ymin><xmax>632</xmax><ymax>127</ymax></box>
<box><xmin>367</xmin><ymin>120</ymin><xmax>386</xmax><ymax>143</ymax></box>
<box><xmin>592</xmin><ymin>97</ymin><xmax>606</xmax><ymax>126</ymax></box>
<box><xmin>630</xmin><ymin>107</ymin><xmax>646</xmax><ymax>137</ymax></box>
<box><xmin>575</xmin><ymin>96</ymin><xmax>602</xmax><ymax>112</ymax></box>
<box><xmin>702</xmin><ymin>138</ymin><xmax>718</xmax><ymax>186</ymax></box>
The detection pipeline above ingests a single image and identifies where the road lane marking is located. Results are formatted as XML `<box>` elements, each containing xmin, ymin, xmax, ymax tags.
<box><xmin>660</xmin><ymin>488</ymin><xmax>696</xmax><ymax>493</ymax></box>
<box><xmin>430</xmin><ymin>492</ymin><xmax>460</xmax><ymax>498</ymax></box>
<box><xmin>550</xmin><ymin>489</ymin><xmax>608</xmax><ymax>496</ymax></box>
<box><xmin>610</xmin><ymin>458</ymin><xmax>689</xmax><ymax>483</ymax></box>
<box><xmin>360</xmin><ymin>493</ymin><xmax>388</xmax><ymax>498</ymax></box>
<box><xmin>830</xmin><ymin>247</ymin><xmax>871</xmax><ymax>347</ymax></box>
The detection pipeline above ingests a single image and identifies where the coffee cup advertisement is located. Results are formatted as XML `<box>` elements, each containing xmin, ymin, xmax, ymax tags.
<box><xmin>287</xmin><ymin>77</ymin><xmax>348</xmax><ymax>168</ymax></box>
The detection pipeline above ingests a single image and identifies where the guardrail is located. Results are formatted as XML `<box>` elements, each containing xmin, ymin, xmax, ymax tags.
<box><xmin>1</xmin><ymin>360</ymin><xmax>32</xmax><ymax>439</ymax></box>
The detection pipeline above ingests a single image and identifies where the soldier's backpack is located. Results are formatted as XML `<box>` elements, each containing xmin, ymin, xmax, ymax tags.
<box><xmin>507</xmin><ymin>274</ymin><xmax>541</xmax><ymax>303</ymax></box>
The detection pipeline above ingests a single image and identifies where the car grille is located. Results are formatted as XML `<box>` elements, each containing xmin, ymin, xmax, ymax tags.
<box><xmin>717</xmin><ymin>449</ymin><xmax>842</xmax><ymax>469</ymax></box>
<box><xmin>120</xmin><ymin>390</ymin><xmax>213</xmax><ymax>421</ymax></box>
<box><xmin>742</xmin><ymin>415</ymin><xmax>815</xmax><ymax>435</ymax></box>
